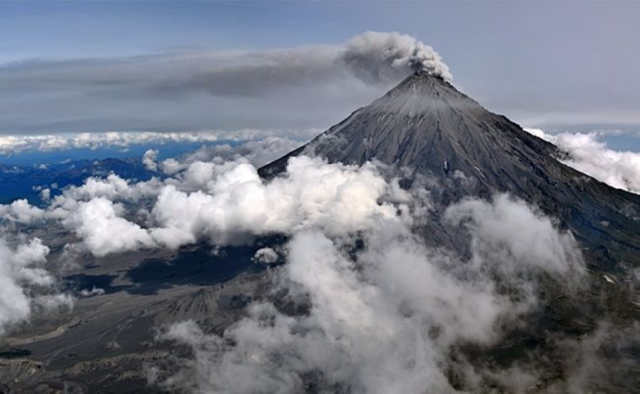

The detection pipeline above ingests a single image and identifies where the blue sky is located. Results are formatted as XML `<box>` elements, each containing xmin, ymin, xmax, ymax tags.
<box><xmin>2</xmin><ymin>0</ymin><xmax>640</xmax><ymax>148</ymax></box>
<box><xmin>2</xmin><ymin>1</ymin><xmax>368</xmax><ymax>60</ymax></box>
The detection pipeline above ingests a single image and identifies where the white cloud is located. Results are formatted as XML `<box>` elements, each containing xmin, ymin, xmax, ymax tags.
<box><xmin>180</xmin><ymin>136</ymin><xmax>305</xmax><ymax>169</ymax></box>
<box><xmin>0</xmin><ymin>199</ymin><xmax>45</xmax><ymax>224</ymax></box>
<box><xmin>445</xmin><ymin>194</ymin><xmax>584</xmax><ymax>276</ymax></box>
<box><xmin>150</xmin><ymin>156</ymin><xmax>399</xmax><ymax>249</ymax></box>
<box><xmin>525</xmin><ymin>128</ymin><xmax>640</xmax><ymax>194</ymax></box>
<box><xmin>13</xmin><ymin>154</ymin><xmax>398</xmax><ymax>256</ymax></box>
<box><xmin>253</xmin><ymin>247</ymin><xmax>278</xmax><ymax>264</ymax></box>
<box><xmin>48</xmin><ymin>173</ymin><xmax>161</xmax><ymax>213</ymax></box>
<box><xmin>0</xmin><ymin>129</ymin><xmax>317</xmax><ymax>155</ymax></box>
<box><xmin>63</xmin><ymin>197</ymin><xmax>155</xmax><ymax>257</ymax></box>
<box><xmin>79</xmin><ymin>287</ymin><xmax>106</xmax><ymax>297</ymax></box>
<box><xmin>142</xmin><ymin>149</ymin><xmax>159</xmax><ymax>171</ymax></box>
<box><xmin>40</xmin><ymin>188</ymin><xmax>51</xmax><ymax>202</ymax></box>
<box><xmin>0</xmin><ymin>236</ymin><xmax>68</xmax><ymax>334</ymax></box>
<box><xmin>158</xmin><ymin>192</ymin><xmax>585</xmax><ymax>393</ymax></box>
<box><xmin>159</xmin><ymin>158</ymin><xmax>183</xmax><ymax>176</ymax></box>
<box><xmin>0</xmin><ymin>139</ymin><xmax>603</xmax><ymax>390</ymax></box>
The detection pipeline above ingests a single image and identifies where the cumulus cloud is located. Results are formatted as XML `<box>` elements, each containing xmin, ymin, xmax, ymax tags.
<box><xmin>142</xmin><ymin>149</ymin><xmax>159</xmax><ymax>171</ymax></box>
<box><xmin>40</xmin><ymin>188</ymin><xmax>51</xmax><ymax>202</ymax></box>
<box><xmin>0</xmin><ymin>199</ymin><xmax>45</xmax><ymax>224</ymax></box>
<box><xmin>104</xmin><ymin>152</ymin><xmax>588</xmax><ymax>392</ymax></box>
<box><xmin>158</xmin><ymin>192</ymin><xmax>585</xmax><ymax>393</ymax></box>
<box><xmin>1</xmin><ymin>140</ymin><xmax>619</xmax><ymax>391</ymax></box>
<box><xmin>196</xmin><ymin>136</ymin><xmax>306</xmax><ymax>168</ymax></box>
<box><xmin>152</xmin><ymin>135</ymin><xmax>305</xmax><ymax>177</ymax></box>
<box><xmin>0</xmin><ymin>236</ymin><xmax>68</xmax><ymax>334</ymax></box>
<box><xmin>48</xmin><ymin>173</ymin><xmax>160</xmax><ymax>207</ymax></box>
<box><xmin>62</xmin><ymin>197</ymin><xmax>155</xmax><ymax>257</ymax></box>
<box><xmin>445</xmin><ymin>194</ymin><xmax>584</xmax><ymax>275</ymax></box>
<box><xmin>159</xmin><ymin>158</ymin><xmax>184</xmax><ymax>176</ymax></box>
<box><xmin>10</xmin><ymin>154</ymin><xmax>398</xmax><ymax>256</ymax></box>
<box><xmin>150</xmin><ymin>156</ymin><xmax>398</xmax><ymax>249</ymax></box>
<box><xmin>252</xmin><ymin>247</ymin><xmax>279</xmax><ymax>264</ymax></box>
<box><xmin>28</xmin><ymin>175</ymin><xmax>160</xmax><ymax>256</ymax></box>
<box><xmin>525</xmin><ymin>128</ymin><xmax>640</xmax><ymax>194</ymax></box>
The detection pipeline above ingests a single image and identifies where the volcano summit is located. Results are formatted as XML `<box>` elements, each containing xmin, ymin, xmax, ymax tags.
<box><xmin>261</xmin><ymin>71</ymin><xmax>640</xmax><ymax>270</ymax></box>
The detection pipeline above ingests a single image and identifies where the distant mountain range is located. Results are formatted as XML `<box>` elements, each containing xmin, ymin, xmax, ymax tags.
<box><xmin>0</xmin><ymin>158</ymin><xmax>157</xmax><ymax>205</ymax></box>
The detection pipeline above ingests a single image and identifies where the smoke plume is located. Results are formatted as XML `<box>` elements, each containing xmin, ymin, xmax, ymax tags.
<box><xmin>341</xmin><ymin>31</ymin><xmax>453</xmax><ymax>83</ymax></box>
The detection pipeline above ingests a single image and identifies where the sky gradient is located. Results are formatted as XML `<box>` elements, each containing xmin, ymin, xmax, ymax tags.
<box><xmin>3</xmin><ymin>1</ymin><xmax>640</xmax><ymax>140</ymax></box>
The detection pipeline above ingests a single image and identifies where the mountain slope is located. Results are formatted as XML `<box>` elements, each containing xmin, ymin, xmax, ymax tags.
<box><xmin>260</xmin><ymin>71</ymin><xmax>640</xmax><ymax>269</ymax></box>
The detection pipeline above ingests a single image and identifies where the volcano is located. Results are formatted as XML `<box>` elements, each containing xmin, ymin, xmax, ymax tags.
<box><xmin>261</xmin><ymin>71</ymin><xmax>640</xmax><ymax>270</ymax></box>
<box><xmin>4</xmin><ymin>71</ymin><xmax>640</xmax><ymax>394</ymax></box>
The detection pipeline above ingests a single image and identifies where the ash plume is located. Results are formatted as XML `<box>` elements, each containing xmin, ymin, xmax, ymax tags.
<box><xmin>341</xmin><ymin>31</ymin><xmax>453</xmax><ymax>83</ymax></box>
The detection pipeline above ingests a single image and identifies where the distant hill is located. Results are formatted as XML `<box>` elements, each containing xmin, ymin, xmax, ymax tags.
<box><xmin>0</xmin><ymin>158</ymin><xmax>158</xmax><ymax>205</ymax></box>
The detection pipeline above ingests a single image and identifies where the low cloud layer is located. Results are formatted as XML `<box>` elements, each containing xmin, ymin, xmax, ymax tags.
<box><xmin>445</xmin><ymin>194</ymin><xmax>584</xmax><ymax>275</ymax></box>
<box><xmin>24</xmin><ymin>156</ymin><xmax>400</xmax><ymax>256</ymax></box>
<box><xmin>157</xmin><ymin>187</ymin><xmax>586</xmax><ymax>393</ymax></box>
<box><xmin>1</xmin><ymin>142</ymin><xmax>635</xmax><ymax>391</ymax></box>
<box><xmin>526</xmin><ymin>128</ymin><xmax>640</xmax><ymax>194</ymax></box>
<box><xmin>0</xmin><ymin>199</ymin><xmax>45</xmax><ymax>224</ymax></box>
<box><xmin>0</xmin><ymin>129</ymin><xmax>318</xmax><ymax>155</ymax></box>
<box><xmin>0</xmin><ymin>150</ymin><xmax>403</xmax><ymax>332</ymax></box>
<box><xmin>8</xmin><ymin>146</ymin><xmax>588</xmax><ymax>392</ymax></box>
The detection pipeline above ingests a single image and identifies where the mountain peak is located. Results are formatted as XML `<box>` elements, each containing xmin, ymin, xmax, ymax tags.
<box><xmin>366</xmin><ymin>70</ymin><xmax>479</xmax><ymax>117</ymax></box>
<box><xmin>395</xmin><ymin>69</ymin><xmax>454</xmax><ymax>88</ymax></box>
<box><xmin>259</xmin><ymin>72</ymin><xmax>555</xmax><ymax>180</ymax></box>
<box><xmin>266</xmin><ymin>70</ymin><xmax>555</xmax><ymax>182</ymax></box>
<box><xmin>260</xmin><ymin>72</ymin><xmax>640</xmax><ymax>268</ymax></box>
